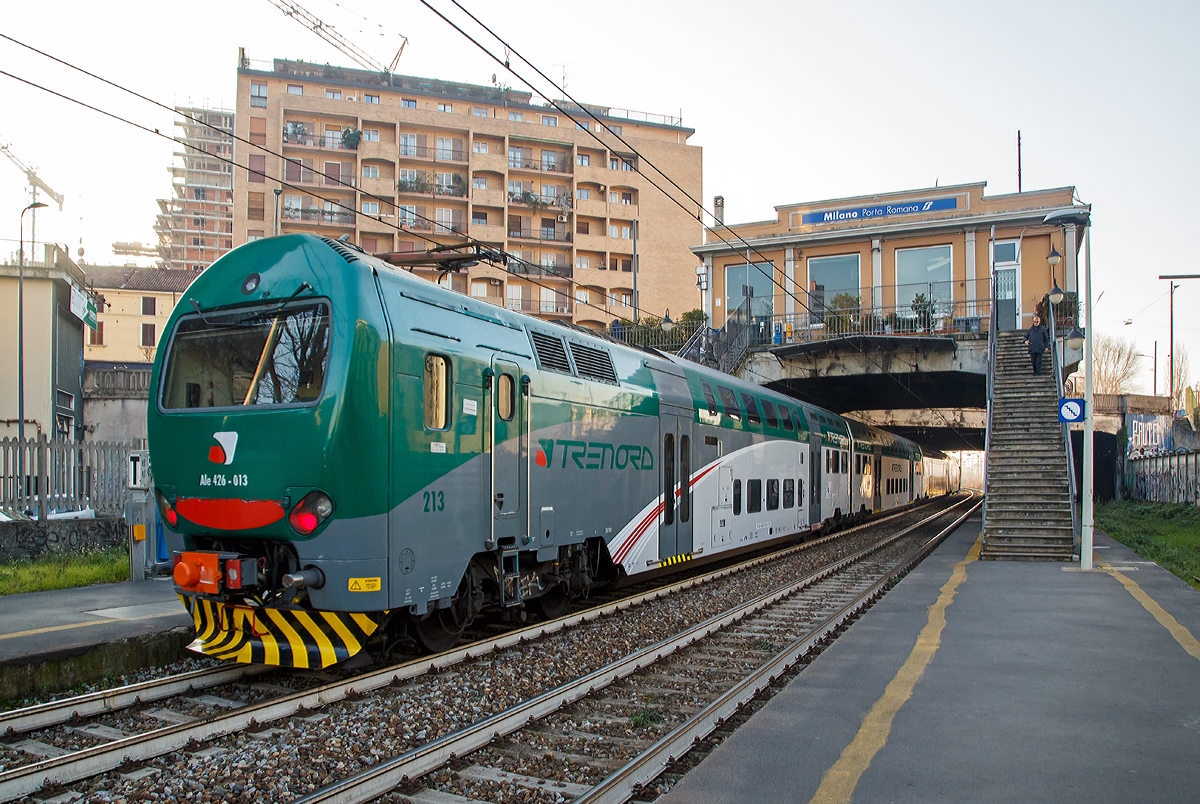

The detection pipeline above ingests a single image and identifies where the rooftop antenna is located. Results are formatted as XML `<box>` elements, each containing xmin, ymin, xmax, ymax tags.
<box><xmin>267</xmin><ymin>0</ymin><xmax>408</xmax><ymax>73</ymax></box>
<box><xmin>1017</xmin><ymin>130</ymin><xmax>1022</xmax><ymax>193</ymax></box>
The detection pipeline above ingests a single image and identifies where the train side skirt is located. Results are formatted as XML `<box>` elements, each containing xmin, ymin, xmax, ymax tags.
<box><xmin>180</xmin><ymin>595</ymin><xmax>382</xmax><ymax>668</ymax></box>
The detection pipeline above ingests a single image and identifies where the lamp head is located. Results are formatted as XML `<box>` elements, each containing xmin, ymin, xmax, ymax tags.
<box><xmin>1066</xmin><ymin>327</ymin><xmax>1085</xmax><ymax>351</ymax></box>
<box><xmin>661</xmin><ymin>308</ymin><xmax>674</xmax><ymax>332</ymax></box>
<box><xmin>1047</xmin><ymin>245</ymin><xmax>1061</xmax><ymax>268</ymax></box>
<box><xmin>24</xmin><ymin>201</ymin><xmax>48</xmax><ymax>212</ymax></box>
<box><xmin>1048</xmin><ymin>282</ymin><xmax>1065</xmax><ymax>305</ymax></box>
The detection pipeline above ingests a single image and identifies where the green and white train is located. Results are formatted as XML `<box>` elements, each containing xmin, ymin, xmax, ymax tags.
<box><xmin>149</xmin><ymin>235</ymin><xmax>955</xmax><ymax>668</ymax></box>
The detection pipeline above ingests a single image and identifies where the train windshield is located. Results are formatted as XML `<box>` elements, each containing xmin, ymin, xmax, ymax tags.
<box><xmin>161</xmin><ymin>301</ymin><xmax>331</xmax><ymax>409</ymax></box>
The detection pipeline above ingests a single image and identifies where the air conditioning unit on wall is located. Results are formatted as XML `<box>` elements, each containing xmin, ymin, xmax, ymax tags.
<box><xmin>557</xmin><ymin>214</ymin><xmax>567</xmax><ymax>223</ymax></box>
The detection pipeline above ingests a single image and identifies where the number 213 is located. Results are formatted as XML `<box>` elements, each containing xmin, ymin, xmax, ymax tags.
<box><xmin>423</xmin><ymin>490</ymin><xmax>445</xmax><ymax>512</ymax></box>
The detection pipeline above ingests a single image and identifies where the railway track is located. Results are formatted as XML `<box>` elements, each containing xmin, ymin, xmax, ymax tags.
<box><xmin>1</xmin><ymin>494</ymin><xmax>971</xmax><ymax>803</ymax></box>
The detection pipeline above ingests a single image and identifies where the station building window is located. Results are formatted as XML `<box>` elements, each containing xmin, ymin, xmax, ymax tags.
<box><xmin>895</xmin><ymin>244</ymin><xmax>952</xmax><ymax>307</ymax></box>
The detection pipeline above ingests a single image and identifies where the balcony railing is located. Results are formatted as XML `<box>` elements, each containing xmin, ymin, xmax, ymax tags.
<box><xmin>282</xmin><ymin>130</ymin><xmax>362</xmax><ymax>151</ymax></box>
<box><xmin>507</xmin><ymin>227</ymin><xmax>571</xmax><ymax>243</ymax></box>
<box><xmin>504</xmin><ymin>297</ymin><xmax>573</xmax><ymax>315</ymax></box>
<box><xmin>282</xmin><ymin>209</ymin><xmax>356</xmax><ymax>226</ymax></box>
<box><xmin>507</xmin><ymin>192</ymin><xmax>572</xmax><ymax>210</ymax></box>
<box><xmin>396</xmin><ymin>180</ymin><xmax>466</xmax><ymax>197</ymax></box>
<box><xmin>507</xmin><ymin>156</ymin><xmax>572</xmax><ymax>174</ymax></box>
<box><xmin>397</xmin><ymin>144</ymin><xmax>467</xmax><ymax>162</ymax></box>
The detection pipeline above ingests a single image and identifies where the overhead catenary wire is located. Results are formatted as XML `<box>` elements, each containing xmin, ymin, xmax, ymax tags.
<box><xmin>417</xmin><ymin>0</ymin><xmax>980</xmax><ymax>450</ymax></box>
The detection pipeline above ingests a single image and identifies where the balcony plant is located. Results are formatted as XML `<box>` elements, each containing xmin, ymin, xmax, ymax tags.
<box><xmin>911</xmin><ymin>292</ymin><xmax>935</xmax><ymax>332</ymax></box>
<box><xmin>341</xmin><ymin>128</ymin><xmax>363</xmax><ymax>150</ymax></box>
<box><xmin>284</xmin><ymin>121</ymin><xmax>306</xmax><ymax>143</ymax></box>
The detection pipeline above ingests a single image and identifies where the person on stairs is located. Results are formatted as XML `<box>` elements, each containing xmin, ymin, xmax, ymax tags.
<box><xmin>1024</xmin><ymin>314</ymin><xmax>1049</xmax><ymax>376</ymax></box>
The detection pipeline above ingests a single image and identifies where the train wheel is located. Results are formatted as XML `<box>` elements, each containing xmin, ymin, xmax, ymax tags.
<box><xmin>412</xmin><ymin>610</ymin><xmax>463</xmax><ymax>653</ymax></box>
<box><xmin>534</xmin><ymin>585</ymin><xmax>570</xmax><ymax>620</ymax></box>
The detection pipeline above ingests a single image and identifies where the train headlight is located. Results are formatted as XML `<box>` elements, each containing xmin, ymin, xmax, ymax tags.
<box><xmin>289</xmin><ymin>491</ymin><xmax>334</xmax><ymax>536</ymax></box>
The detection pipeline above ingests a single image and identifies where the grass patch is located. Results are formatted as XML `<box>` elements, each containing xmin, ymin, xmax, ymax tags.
<box><xmin>1095</xmin><ymin>500</ymin><xmax>1200</xmax><ymax>589</ymax></box>
<box><xmin>0</xmin><ymin>547</ymin><xmax>129</xmax><ymax>595</ymax></box>
<box><xmin>629</xmin><ymin>707</ymin><xmax>663</xmax><ymax>729</ymax></box>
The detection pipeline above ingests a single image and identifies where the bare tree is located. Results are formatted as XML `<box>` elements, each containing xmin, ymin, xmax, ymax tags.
<box><xmin>1171</xmin><ymin>342</ymin><xmax>1191</xmax><ymax>411</ymax></box>
<box><xmin>1091</xmin><ymin>334</ymin><xmax>1142</xmax><ymax>395</ymax></box>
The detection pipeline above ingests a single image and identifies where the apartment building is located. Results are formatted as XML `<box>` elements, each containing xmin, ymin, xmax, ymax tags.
<box><xmin>233</xmin><ymin>52</ymin><xmax>703</xmax><ymax>328</ymax></box>
<box><xmin>83</xmin><ymin>265</ymin><xmax>199</xmax><ymax>364</ymax></box>
<box><xmin>155</xmin><ymin>106</ymin><xmax>235</xmax><ymax>271</ymax></box>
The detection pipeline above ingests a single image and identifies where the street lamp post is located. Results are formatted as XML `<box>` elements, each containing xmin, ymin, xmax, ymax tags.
<box><xmin>18</xmin><ymin>201</ymin><xmax>48</xmax><ymax>498</ymax></box>
<box><xmin>1045</xmin><ymin>207</ymin><xmax>1092</xmax><ymax>569</ymax></box>
<box><xmin>1158</xmin><ymin>274</ymin><xmax>1200</xmax><ymax>411</ymax></box>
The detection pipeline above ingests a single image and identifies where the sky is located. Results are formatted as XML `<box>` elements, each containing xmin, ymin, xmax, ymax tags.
<box><xmin>3</xmin><ymin>0</ymin><xmax>1197</xmax><ymax>396</ymax></box>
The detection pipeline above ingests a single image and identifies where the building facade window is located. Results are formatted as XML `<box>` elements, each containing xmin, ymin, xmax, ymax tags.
<box><xmin>576</xmin><ymin>255</ymin><xmax>589</xmax><ymax>271</ymax></box>
<box><xmin>402</xmin><ymin>98</ymin><xmax>417</xmax><ymax>108</ymax></box>
<box><xmin>576</xmin><ymin>188</ymin><xmax>589</xmax><ymax>201</ymax></box>
<box><xmin>399</xmin><ymin>168</ymin><xmax>419</xmax><ymax>186</ymax></box>
<box><xmin>577</xmin><ymin>154</ymin><xmax>589</xmax><ymax>166</ymax></box>
<box><xmin>398</xmin><ymin>205</ymin><xmax>415</xmax><ymax>225</ymax></box>
<box><xmin>473</xmin><ymin>141</ymin><xmax>488</xmax><ymax>154</ymax></box>
<box><xmin>806</xmin><ymin>254</ymin><xmax>861</xmax><ymax>320</ymax></box>
<box><xmin>472</xmin><ymin>210</ymin><xmax>487</xmax><ymax>225</ymax></box>
<box><xmin>575</xmin><ymin>288</ymin><xmax>588</xmax><ymax>304</ymax></box>
<box><xmin>576</xmin><ymin>221</ymin><xmax>589</xmax><ymax>235</ymax></box>
<box><xmin>248</xmin><ymin>154</ymin><xmax>266</xmax><ymax>183</ymax></box>
<box><xmin>362</xmin><ymin>201</ymin><xmax>379</xmax><ymax>215</ymax></box>
<box><xmin>473</xmin><ymin>176</ymin><xmax>487</xmax><ymax>190</ymax></box>
<box><xmin>622</xmin><ymin>160</ymin><xmax>634</xmax><ymax>171</ymax></box>
<box><xmin>541</xmin><ymin>115</ymin><xmax>558</xmax><ymax>126</ymax></box>
<box><xmin>894</xmin><ymin>244</ymin><xmax>952</xmax><ymax>306</ymax></box>
<box><xmin>471</xmin><ymin>281</ymin><xmax>487</xmax><ymax>297</ymax></box>
<box><xmin>141</xmin><ymin>323</ymin><xmax>156</xmax><ymax>347</ymax></box>
<box><xmin>437</xmin><ymin>102</ymin><xmax>452</xmax><ymax>113</ymax></box>
<box><xmin>364</xmin><ymin>129</ymin><xmax>380</xmax><ymax>142</ymax></box>
<box><xmin>247</xmin><ymin>230</ymin><xmax>265</xmax><ymax>241</ymax></box>
<box><xmin>363</xmin><ymin>165</ymin><xmax>380</xmax><ymax>179</ymax></box>
<box><xmin>325</xmin><ymin>89</ymin><xmax>342</xmax><ymax>99</ymax></box>
<box><xmin>473</xmin><ymin>106</ymin><xmax>489</xmax><ymax>117</ymax></box>
<box><xmin>436</xmin><ymin>137</ymin><xmax>454</xmax><ymax>160</ymax></box>
<box><xmin>610</xmin><ymin>157</ymin><xmax>619</xmax><ymax>170</ymax></box>
<box><xmin>250</xmin><ymin>83</ymin><xmax>267</xmax><ymax>107</ymax></box>
<box><xmin>364</xmin><ymin>93</ymin><xmax>380</xmax><ymax>104</ymax></box>
<box><xmin>400</xmin><ymin>133</ymin><xmax>417</xmax><ymax>156</ymax></box>
<box><xmin>287</xmin><ymin>84</ymin><xmax>303</xmax><ymax>95</ymax></box>
<box><xmin>509</xmin><ymin>111</ymin><xmax>523</xmax><ymax>122</ymax></box>
<box><xmin>142</xmin><ymin>296</ymin><xmax>156</xmax><ymax>316</ymax></box>
<box><xmin>507</xmin><ymin>284</ymin><xmax>522</xmax><ymax>310</ymax></box>
<box><xmin>89</xmin><ymin>321</ymin><xmax>104</xmax><ymax>346</ymax></box>
<box><xmin>436</xmin><ymin>208</ymin><xmax>454</xmax><ymax>233</ymax></box>
<box><xmin>247</xmin><ymin>192</ymin><xmax>265</xmax><ymax>221</ymax></box>
<box><xmin>576</xmin><ymin>121</ymin><xmax>588</xmax><ymax>131</ymax></box>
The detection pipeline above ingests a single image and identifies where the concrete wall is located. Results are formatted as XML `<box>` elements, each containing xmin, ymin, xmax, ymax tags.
<box><xmin>82</xmin><ymin>365</ymin><xmax>152</xmax><ymax>444</ymax></box>
<box><xmin>0</xmin><ymin>518</ymin><xmax>126</xmax><ymax>562</ymax></box>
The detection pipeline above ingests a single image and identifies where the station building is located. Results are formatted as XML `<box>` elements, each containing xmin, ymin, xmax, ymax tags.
<box><xmin>232</xmin><ymin>50</ymin><xmax>703</xmax><ymax>329</ymax></box>
<box><xmin>694</xmin><ymin>182</ymin><xmax>1083</xmax><ymax>339</ymax></box>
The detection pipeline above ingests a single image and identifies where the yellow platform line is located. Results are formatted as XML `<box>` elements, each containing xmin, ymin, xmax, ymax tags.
<box><xmin>0</xmin><ymin>610</ymin><xmax>185</xmax><ymax>642</ymax></box>
<box><xmin>809</xmin><ymin>532</ymin><xmax>982</xmax><ymax>804</ymax></box>
<box><xmin>1099</xmin><ymin>558</ymin><xmax>1200</xmax><ymax>663</ymax></box>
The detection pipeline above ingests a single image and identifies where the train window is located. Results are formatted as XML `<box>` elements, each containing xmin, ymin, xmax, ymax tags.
<box><xmin>832</xmin><ymin>450</ymin><xmax>839</xmax><ymax>474</ymax></box>
<box><xmin>497</xmin><ymin>373</ymin><xmax>515</xmax><ymax>421</ymax></box>
<box><xmin>704</xmin><ymin>436</ymin><xmax>719</xmax><ymax>446</ymax></box>
<box><xmin>663</xmin><ymin>433</ymin><xmax>675</xmax><ymax>526</ymax></box>
<box><xmin>797</xmin><ymin>478</ymin><xmax>804</xmax><ymax>501</ymax></box>
<box><xmin>680</xmin><ymin>435</ymin><xmax>690</xmax><ymax>523</ymax></box>
<box><xmin>760</xmin><ymin>399</ymin><xmax>778</xmax><ymax>428</ymax></box>
<box><xmin>424</xmin><ymin>354</ymin><xmax>452</xmax><ymax>430</ymax></box>
<box><xmin>733</xmin><ymin>480</ymin><xmax>741</xmax><ymax>515</ymax></box>
<box><xmin>783</xmin><ymin>479</ymin><xmax>795</xmax><ymax>509</ymax></box>
<box><xmin>161</xmin><ymin>300</ymin><xmax>331</xmax><ymax>409</ymax></box>
<box><xmin>741</xmin><ymin>393</ymin><xmax>761</xmax><ymax>425</ymax></box>
<box><xmin>718</xmin><ymin>386</ymin><xmax>741</xmax><ymax>420</ymax></box>
<box><xmin>747</xmin><ymin>479</ymin><xmax>762</xmax><ymax>513</ymax></box>
<box><xmin>701</xmin><ymin>382</ymin><xmax>718</xmax><ymax>416</ymax></box>
<box><xmin>766</xmin><ymin>479</ymin><xmax>779</xmax><ymax>510</ymax></box>
<box><xmin>826</xmin><ymin>450</ymin><xmax>831</xmax><ymax>473</ymax></box>
<box><xmin>842</xmin><ymin>451</ymin><xmax>849</xmax><ymax>473</ymax></box>
<box><xmin>779</xmin><ymin>406</ymin><xmax>794</xmax><ymax>432</ymax></box>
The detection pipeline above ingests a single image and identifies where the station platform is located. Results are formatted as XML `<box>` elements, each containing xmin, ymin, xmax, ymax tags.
<box><xmin>663</xmin><ymin>513</ymin><xmax>1200</xmax><ymax>804</ymax></box>
<box><xmin>0</xmin><ymin>577</ymin><xmax>193</xmax><ymax>681</ymax></box>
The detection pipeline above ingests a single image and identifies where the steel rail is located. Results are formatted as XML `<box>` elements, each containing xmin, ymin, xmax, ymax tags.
<box><xmin>577</xmin><ymin>495</ymin><xmax>982</xmax><ymax>804</ymax></box>
<box><xmin>0</xmin><ymin>496</ymin><xmax>958</xmax><ymax>803</ymax></box>
<box><xmin>0</xmin><ymin>665</ymin><xmax>267</xmax><ymax>737</ymax></box>
<box><xmin>290</xmin><ymin>496</ymin><xmax>975</xmax><ymax>804</ymax></box>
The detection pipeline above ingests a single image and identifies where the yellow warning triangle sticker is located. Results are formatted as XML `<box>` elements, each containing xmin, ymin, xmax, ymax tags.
<box><xmin>349</xmin><ymin>580</ymin><xmax>362</xmax><ymax>591</ymax></box>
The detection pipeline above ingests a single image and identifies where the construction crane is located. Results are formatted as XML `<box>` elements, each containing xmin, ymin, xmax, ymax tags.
<box><xmin>2</xmin><ymin>141</ymin><xmax>65</xmax><ymax>262</ymax></box>
<box><xmin>268</xmin><ymin>0</ymin><xmax>407</xmax><ymax>74</ymax></box>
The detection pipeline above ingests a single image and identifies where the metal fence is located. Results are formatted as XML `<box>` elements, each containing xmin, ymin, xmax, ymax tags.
<box><xmin>759</xmin><ymin>294</ymin><xmax>992</xmax><ymax>347</ymax></box>
<box><xmin>0</xmin><ymin>436</ymin><xmax>135</xmax><ymax>518</ymax></box>
<box><xmin>1128</xmin><ymin>452</ymin><xmax>1200</xmax><ymax>505</ymax></box>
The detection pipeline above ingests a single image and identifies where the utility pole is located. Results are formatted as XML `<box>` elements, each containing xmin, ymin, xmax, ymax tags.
<box><xmin>1159</xmin><ymin>274</ymin><xmax>1200</xmax><ymax>411</ymax></box>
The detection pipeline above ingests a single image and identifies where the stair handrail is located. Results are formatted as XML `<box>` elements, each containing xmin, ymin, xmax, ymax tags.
<box><xmin>1048</xmin><ymin>296</ymin><xmax>1080</xmax><ymax>541</ymax></box>
<box><xmin>983</xmin><ymin>260</ymin><xmax>999</xmax><ymax>533</ymax></box>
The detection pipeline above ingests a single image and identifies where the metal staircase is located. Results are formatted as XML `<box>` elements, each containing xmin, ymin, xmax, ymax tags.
<box><xmin>981</xmin><ymin>331</ymin><xmax>1076</xmax><ymax>560</ymax></box>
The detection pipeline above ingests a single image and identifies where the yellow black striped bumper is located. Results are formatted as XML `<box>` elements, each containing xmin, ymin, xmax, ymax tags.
<box><xmin>180</xmin><ymin>595</ymin><xmax>382</xmax><ymax>669</ymax></box>
<box><xmin>658</xmin><ymin>553</ymin><xmax>694</xmax><ymax>567</ymax></box>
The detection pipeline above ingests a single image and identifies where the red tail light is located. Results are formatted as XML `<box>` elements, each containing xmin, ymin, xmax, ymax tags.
<box><xmin>156</xmin><ymin>489</ymin><xmax>178</xmax><ymax>528</ymax></box>
<box><xmin>289</xmin><ymin>491</ymin><xmax>333</xmax><ymax>535</ymax></box>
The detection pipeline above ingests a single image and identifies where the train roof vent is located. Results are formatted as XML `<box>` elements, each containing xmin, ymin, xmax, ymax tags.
<box><xmin>568</xmin><ymin>341</ymin><xmax>618</xmax><ymax>385</ymax></box>
<box><xmin>530</xmin><ymin>331</ymin><xmax>573</xmax><ymax>375</ymax></box>
<box><xmin>320</xmin><ymin>236</ymin><xmax>364</xmax><ymax>266</ymax></box>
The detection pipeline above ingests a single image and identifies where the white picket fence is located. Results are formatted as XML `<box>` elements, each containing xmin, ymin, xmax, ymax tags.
<box><xmin>0</xmin><ymin>436</ymin><xmax>137</xmax><ymax>518</ymax></box>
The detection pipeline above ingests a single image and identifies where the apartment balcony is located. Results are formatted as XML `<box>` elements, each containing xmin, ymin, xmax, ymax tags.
<box><xmin>504</xmin><ymin>297</ymin><xmax>573</xmax><ymax>317</ymax></box>
<box><xmin>574</xmin><ymin>232</ymin><xmax>612</xmax><ymax>252</ymax></box>
<box><xmin>507</xmin><ymin>227</ymin><xmax>572</xmax><ymax>244</ymax></box>
<box><xmin>281</xmin><ymin>130</ymin><xmax>363</xmax><ymax>153</ymax></box>
<box><xmin>358</xmin><ymin>140</ymin><xmax>396</xmax><ymax>162</ymax></box>
<box><xmin>507</xmin><ymin>192</ymin><xmax>572</xmax><ymax>213</ymax></box>
<box><xmin>396</xmin><ymin>180</ymin><xmax>467</xmax><ymax>199</ymax></box>
<box><xmin>610</xmin><ymin>202</ymin><xmax>639</xmax><ymax>217</ymax></box>
<box><xmin>397</xmin><ymin>145</ymin><xmax>468</xmax><ymax>164</ymax></box>
<box><xmin>576</xmin><ymin>198</ymin><xmax>608</xmax><ymax>218</ymax></box>
<box><xmin>574</xmin><ymin>164</ymin><xmax>611</xmax><ymax>184</ymax></box>
<box><xmin>282</xmin><ymin>208</ymin><xmax>356</xmax><ymax>227</ymax></box>
<box><xmin>472</xmin><ymin>151</ymin><xmax>507</xmax><ymax>173</ymax></box>
<box><xmin>472</xmin><ymin>187</ymin><xmax>506</xmax><ymax>208</ymax></box>
<box><xmin>507</xmin><ymin>157</ymin><xmax>572</xmax><ymax>176</ymax></box>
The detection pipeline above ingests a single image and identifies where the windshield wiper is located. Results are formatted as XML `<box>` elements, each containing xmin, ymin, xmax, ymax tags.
<box><xmin>191</xmin><ymin>283</ymin><xmax>314</xmax><ymax>328</ymax></box>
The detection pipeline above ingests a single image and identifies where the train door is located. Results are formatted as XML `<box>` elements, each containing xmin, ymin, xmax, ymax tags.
<box><xmin>909</xmin><ymin>460</ymin><xmax>916</xmax><ymax>502</ymax></box>
<box><xmin>490</xmin><ymin>358</ymin><xmax>526</xmax><ymax>547</ymax></box>
<box><xmin>809</xmin><ymin>433</ymin><xmax>822</xmax><ymax>527</ymax></box>
<box><xmin>712</xmin><ymin>467</ymin><xmax>733</xmax><ymax>547</ymax></box>
<box><xmin>795</xmin><ymin>444</ymin><xmax>809</xmax><ymax>531</ymax></box>
<box><xmin>873</xmin><ymin>453</ymin><xmax>883</xmax><ymax>511</ymax></box>
<box><xmin>660</xmin><ymin>411</ymin><xmax>694</xmax><ymax>562</ymax></box>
